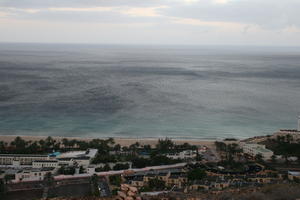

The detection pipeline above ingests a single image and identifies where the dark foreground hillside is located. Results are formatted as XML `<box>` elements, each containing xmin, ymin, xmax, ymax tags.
<box><xmin>40</xmin><ymin>184</ymin><xmax>300</xmax><ymax>200</ymax></box>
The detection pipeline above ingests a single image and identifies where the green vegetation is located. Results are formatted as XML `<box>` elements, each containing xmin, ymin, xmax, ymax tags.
<box><xmin>0</xmin><ymin>179</ymin><xmax>6</xmax><ymax>198</ymax></box>
<box><xmin>148</xmin><ymin>178</ymin><xmax>165</xmax><ymax>190</ymax></box>
<box><xmin>95</xmin><ymin>164</ymin><xmax>111</xmax><ymax>172</ymax></box>
<box><xmin>0</xmin><ymin>136</ymin><xmax>117</xmax><ymax>154</ymax></box>
<box><xmin>262</xmin><ymin>135</ymin><xmax>300</xmax><ymax>164</ymax></box>
<box><xmin>43</xmin><ymin>172</ymin><xmax>55</xmax><ymax>187</ymax></box>
<box><xmin>215</xmin><ymin>141</ymin><xmax>242</xmax><ymax>163</ymax></box>
<box><xmin>90</xmin><ymin>174</ymin><xmax>100</xmax><ymax>197</ymax></box>
<box><xmin>109</xmin><ymin>175</ymin><xmax>121</xmax><ymax>186</ymax></box>
<box><xmin>156</xmin><ymin>138</ymin><xmax>197</xmax><ymax>153</ymax></box>
<box><xmin>92</xmin><ymin>154</ymin><xmax>117</xmax><ymax>164</ymax></box>
<box><xmin>58</xmin><ymin>166</ymin><xmax>76</xmax><ymax>175</ymax></box>
<box><xmin>187</xmin><ymin>168</ymin><xmax>206</xmax><ymax>181</ymax></box>
<box><xmin>131</xmin><ymin>154</ymin><xmax>182</xmax><ymax>168</ymax></box>
<box><xmin>113</xmin><ymin>163</ymin><xmax>130</xmax><ymax>170</ymax></box>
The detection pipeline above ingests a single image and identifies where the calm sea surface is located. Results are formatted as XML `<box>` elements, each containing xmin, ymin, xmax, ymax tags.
<box><xmin>0</xmin><ymin>43</ymin><xmax>299</xmax><ymax>139</ymax></box>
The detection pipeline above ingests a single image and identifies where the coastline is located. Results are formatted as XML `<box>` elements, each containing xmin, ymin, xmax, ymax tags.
<box><xmin>0</xmin><ymin>135</ymin><xmax>216</xmax><ymax>148</ymax></box>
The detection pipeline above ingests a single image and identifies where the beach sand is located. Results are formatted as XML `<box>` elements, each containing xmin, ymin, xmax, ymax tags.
<box><xmin>0</xmin><ymin>135</ymin><xmax>215</xmax><ymax>148</ymax></box>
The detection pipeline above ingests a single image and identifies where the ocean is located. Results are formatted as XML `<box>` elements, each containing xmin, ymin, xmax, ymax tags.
<box><xmin>0</xmin><ymin>43</ymin><xmax>299</xmax><ymax>139</ymax></box>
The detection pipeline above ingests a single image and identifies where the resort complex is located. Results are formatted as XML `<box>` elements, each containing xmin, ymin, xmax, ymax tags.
<box><xmin>0</xmin><ymin>119</ymin><xmax>300</xmax><ymax>200</ymax></box>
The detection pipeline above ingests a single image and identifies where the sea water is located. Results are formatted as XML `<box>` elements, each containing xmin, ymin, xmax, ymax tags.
<box><xmin>0</xmin><ymin>43</ymin><xmax>299</xmax><ymax>139</ymax></box>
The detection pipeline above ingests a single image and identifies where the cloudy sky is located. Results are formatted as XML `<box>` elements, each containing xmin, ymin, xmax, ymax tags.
<box><xmin>0</xmin><ymin>0</ymin><xmax>299</xmax><ymax>45</ymax></box>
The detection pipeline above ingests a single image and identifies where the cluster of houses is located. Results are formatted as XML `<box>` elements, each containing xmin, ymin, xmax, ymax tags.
<box><xmin>126</xmin><ymin>168</ymin><xmax>188</xmax><ymax>190</ymax></box>
<box><xmin>0</xmin><ymin>149</ymin><xmax>98</xmax><ymax>182</ymax></box>
<box><xmin>123</xmin><ymin>166</ymin><xmax>286</xmax><ymax>193</ymax></box>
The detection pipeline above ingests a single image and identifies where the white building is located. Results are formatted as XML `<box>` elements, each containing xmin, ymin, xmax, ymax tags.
<box><xmin>298</xmin><ymin>116</ymin><xmax>300</xmax><ymax>131</ymax></box>
<box><xmin>0</xmin><ymin>154</ymin><xmax>49</xmax><ymax>165</ymax></box>
<box><xmin>165</xmin><ymin>150</ymin><xmax>197</xmax><ymax>160</ymax></box>
<box><xmin>271</xmin><ymin>117</ymin><xmax>300</xmax><ymax>142</ymax></box>
<box><xmin>241</xmin><ymin>143</ymin><xmax>273</xmax><ymax>160</ymax></box>
<box><xmin>288</xmin><ymin>171</ymin><xmax>300</xmax><ymax>181</ymax></box>
<box><xmin>14</xmin><ymin>167</ymin><xmax>54</xmax><ymax>182</ymax></box>
<box><xmin>32</xmin><ymin>160</ymin><xmax>59</xmax><ymax>168</ymax></box>
<box><xmin>272</xmin><ymin>129</ymin><xmax>300</xmax><ymax>142</ymax></box>
<box><xmin>57</xmin><ymin>149</ymin><xmax>98</xmax><ymax>167</ymax></box>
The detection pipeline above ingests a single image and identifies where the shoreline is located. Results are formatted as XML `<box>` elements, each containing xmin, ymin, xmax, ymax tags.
<box><xmin>0</xmin><ymin>134</ymin><xmax>216</xmax><ymax>147</ymax></box>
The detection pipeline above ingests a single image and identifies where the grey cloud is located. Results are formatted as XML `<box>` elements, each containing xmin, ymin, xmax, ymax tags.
<box><xmin>0</xmin><ymin>0</ymin><xmax>162</xmax><ymax>8</ymax></box>
<box><xmin>2</xmin><ymin>9</ymin><xmax>163</xmax><ymax>24</ymax></box>
<box><xmin>1</xmin><ymin>0</ymin><xmax>300</xmax><ymax>29</ymax></box>
<box><xmin>163</xmin><ymin>0</ymin><xmax>300</xmax><ymax>29</ymax></box>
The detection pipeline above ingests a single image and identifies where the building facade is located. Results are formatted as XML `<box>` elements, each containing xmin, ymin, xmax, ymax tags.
<box><xmin>32</xmin><ymin>160</ymin><xmax>59</xmax><ymax>168</ymax></box>
<box><xmin>241</xmin><ymin>143</ymin><xmax>273</xmax><ymax>160</ymax></box>
<box><xmin>0</xmin><ymin>154</ymin><xmax>48</xmax><ymax>165</ymax></box>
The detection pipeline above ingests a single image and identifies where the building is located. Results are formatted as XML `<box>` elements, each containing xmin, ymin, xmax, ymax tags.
<box><xmin>166</xmin><ymin>174</ymin><xmax>187</xmax><ymax>189</ymax></box>
<box><xmin>32</xmin><ymin>160</ymin><xmax>59</xmax><ymax>168</ymax></box>
<box><xmin>271</xmin><ymin>117</ymin><xmax>300</xmax><ymax>142</ymax></box>
<box><xmin>56</xmin><ymin>149</ymin><xmax>98</xmax><ymax>167</ymax></box>
<box><xmin>298</xmin><ymin>116</ymin><xmax>300</xmax><ymax>131</ymax></box>
<box><xmin>165</xmin><ymin>150</ymin><xmax>197</xmax><ymax>160</ymax></box>
<box><xmin>0</xmin><ymin>154</ymin><xmax>49</xmax><ymax>165</ymax></box>
<box><xmin>14</xmin><ymin>167</ymin><xmax>55</xmax><ymax>182</ymax></box>
<box><xmin>131</xmin><ymin>176</ymin><xmax>145</xmax><ymax>187</ymax></box>
<box><xmin>241</xmin><ymin>143</ymin><xmax>273</xmax><ymax>160</ymax></box>
<box><xmin>272</xmin><ymin>129</ymin><xmax>300</xmax><ymax>141</ymax></box>
<box><xmin>288</xmin><ymin>171</ymin><xmax>300</xmax><ymax>181</ymax></box>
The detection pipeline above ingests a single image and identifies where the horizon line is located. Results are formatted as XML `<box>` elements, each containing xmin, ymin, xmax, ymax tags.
<box><xmin>1</xmin><ymin>41</ymin><xmax>300</xmax><ymax>48</ymax></box>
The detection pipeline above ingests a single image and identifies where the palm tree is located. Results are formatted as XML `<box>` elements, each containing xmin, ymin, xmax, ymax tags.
<box><xmin>90</xmin><ymin>174</ymin><xmax>100</xmax><ymax>197</ymax></box>
<box><xmin>43</xmin><ymin>172</ymin><xmax>55</xmax><ymax>187</ymax></box>
<box><xmin>113</xmin><ymin>144</ymin><xmax>121</xmax><ymax>152</ymax></box>
<box><xmin>39</xmin><ymin>139</ymin><xmax>46</xmax><ymax>151</ymax></box>
<box><xmin>11</xmin><ymin>137</ymin><xmax>26</xmax><ymax>153</ymax></box>
<box><xmin>0</xmin><ymin>141</ymin><xmax>7</xmax><ymax>153</ymax></box>
<box><xmin>106</xmin><ymin>138</ymin><xmax>115</xmax><ymax>146</ymax></box>
<box><xmin>62</xmin><ymin>138</ymin><xmax>69</xmax><ymax>148</ymax></box>
<box><xmin>0</xmin><ymin>178</ymin><xmax>6</xmax><ymax>198</ymax></box>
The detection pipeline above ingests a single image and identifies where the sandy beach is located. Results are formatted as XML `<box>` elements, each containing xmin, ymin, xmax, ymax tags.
<box><xmin>0</xmin><ymin>135</ymin><xmax>215</xmax><ymax>148</ymax></box>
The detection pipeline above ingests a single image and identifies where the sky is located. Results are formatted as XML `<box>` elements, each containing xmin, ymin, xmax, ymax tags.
<box><xmin>0</xmin><ymin>0</ymin><xmax>300</xmax><ymax>45</ymax></box>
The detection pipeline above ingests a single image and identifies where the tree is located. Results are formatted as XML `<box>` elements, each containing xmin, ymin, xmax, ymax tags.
<box><xmin>0</xmin><ymin>179</ymin><xmax>6</xmax><ymax>198</ymax></box>
<box><xmin>45</xmin><ymin>136</ymin><xmax>56</xmax><ymax>149</ymax></box>
<box><xmin>113</xmin><ymin>163</ymin><xmax>129</xmax><ymax>170</ymax></box>
<box><xmin>156</xmin><ymin>138</ymin><xmax>174</xmax><ymax>153</ymax></box>
<box><xmin>132</xmin><ymin>157</ymin><xmax>150</xmax><ymax>168</ymax></box>
<box><xmin>90</xmin><ymin>174</ymin><xmax>100</xmax><ymax>197</ymax></box>
<box><xmin>148</xmin><ymin>178</ymin><xmax>165</xmax><ymax>190</ymax></box>
<box><xmin>43</xmin><ymin>172</ymin><xmax>55</xmax><ymax>187</ymax></box>
<box><xmin>109</xmin><ymin>175</ymin><xmax>121</xmax><ymax>186</ymax></box>
<box><xmin>95</xmin><ymin>164</ymin><xmax>111</xmax><ymax>172</ymax></box>
<box><xmin>0</xmin><ymin>141</ymin><xmax>7</xmax><ymax>153</ymax></box>
<box><xmin>106</xmin><ymin>138</ymin><xmax>115</xmax><ymax>146</ymax></box>
<box><xmin>271</xmin><ymin>155</ymin><xmax>277</xmax><ymax>164</ymax></box>
<box><xmin>226</xmin><ymin>143</ymin><xmax>241</xmax><ymax>162</ymax></box>
<box><xmin>62</xmin><ymin>138</ymin><xmax>70</xmax><ymax>148</ymax></box>
<box><xmin>255</xmin><ymin>153</ymin><xmax>264</xmax><ymax>163</ymax></box>
<box><xmin>113</xmin><ymin>144</ymin><xmax>121</xmax><ymax>152</ymax></box>
<box><xmin>79</xmin><ymin>166</ymin><xmax>85</xmax><ymax>174</ymax></box>
<box><xmin>10</xmin><ymin>137</ymin><xmax>26</xmax><ymax>153</ymax></box>
<box><xmin>27</xmin><ymin>141</ymin><xmax>39</xmax><ymax>154</ymax></box>
<box><xmin>143</xmin><ymin>144</ymin><xmax>152</xmax><ymax>152</ymax></box>
<box><xmin>129</xmin><ymin>143</ymin><xmax>139</xmax><ymax>153</ymax></box>
<box><xmin>58</xmin><ymin>166</ymin><xmax>75</xmax><ymax>175</ymax></box>
<box><xmin>215</xmin><ymin>141</ymin><xmax>227</xmax><ymax>152</ymax></box>
<box><xmin>187</xmin><ymin>169</ymin><xmax>206</xmax><ymax>181</ymax></box>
